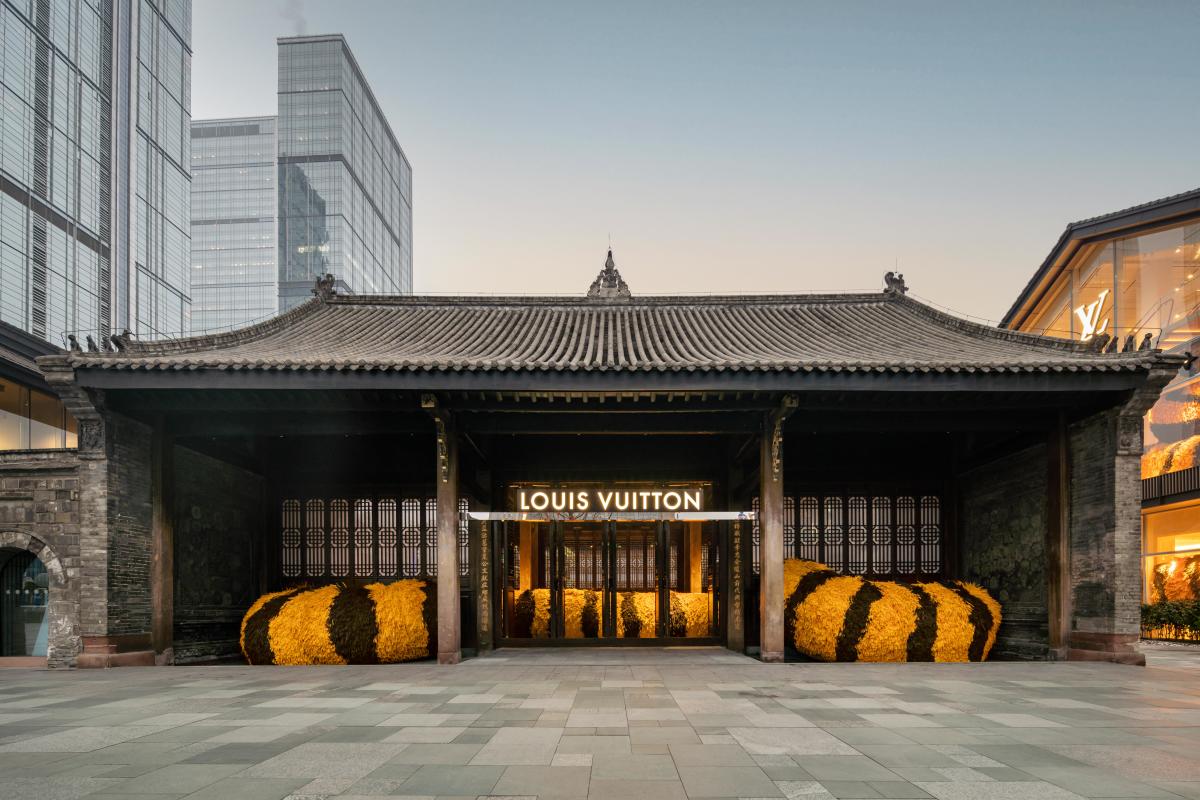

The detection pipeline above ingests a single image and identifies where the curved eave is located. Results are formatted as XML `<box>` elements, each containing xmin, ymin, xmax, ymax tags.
<box><xmin>63</xmin><ymin>359</ymin><xmax>1179</xmax><ymax>395</ymax></box>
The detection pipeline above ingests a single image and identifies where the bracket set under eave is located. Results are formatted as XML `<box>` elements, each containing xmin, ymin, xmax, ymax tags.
<box><xmin>769</xmin><ymin>394</ymin><xmax>799</xmax><ymax>482</ymax></box>
<box><xmin>421</xmin><ymin>393</ymin><xmax>451</xmax><ymax>484</ymax></box>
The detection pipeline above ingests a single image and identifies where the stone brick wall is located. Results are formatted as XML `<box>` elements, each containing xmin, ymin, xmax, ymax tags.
<box><xmin>959</xmin><ymin>443</ymin><xmax>1050</xmax><ymax>659</ymax></box>
<box><xmin>1069</xmin><ymin>409</ymin><xmax>1142</xmax><ymax>642</ymax></box>
<box><xmin>104</xmin><ymin>413</ymin><xmax>153</xmax><ymax>637</ymax></box>
<box><xmin>0</xmin><ymin>451</ymin><xmax>82</xmax><ymax>667</ymax></box>
<box><xmin>172</xmin><ymin>446</ymin><xmax>264</xmax><ymax>662</ymax></box>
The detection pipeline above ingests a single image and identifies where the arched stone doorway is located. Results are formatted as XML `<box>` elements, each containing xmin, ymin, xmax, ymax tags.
<box><xmin>0</xmin><ymin>533</ymin><xmax>78</xmax><ymax>667</ymax></box>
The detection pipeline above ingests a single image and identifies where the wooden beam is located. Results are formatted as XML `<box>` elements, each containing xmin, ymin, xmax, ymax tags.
<box><xmin>74</xmin><ymin>365</ymin><xmax>1157</xmax><ymax>395</ymax></box>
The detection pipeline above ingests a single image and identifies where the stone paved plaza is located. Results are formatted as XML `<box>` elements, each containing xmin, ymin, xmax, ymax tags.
<box><xmin>1</xmin><ymin>648</ymin><xmax>1199</xmax><ymax>800</ymax></box>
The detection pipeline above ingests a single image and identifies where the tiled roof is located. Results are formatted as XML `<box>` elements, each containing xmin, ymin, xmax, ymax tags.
<box><xmin>1068</xmin><ymin>185</ymin><xmax>1200</xmax><ymax>229</ymax></box>
<box><xmin>1002</xmin><ymin>187</ymin><xmax>1200</xmax><ymax>327</ymax></box>
<box><xmin>45</xmin><ymin>290</ymin><xmax>1181</xmax><ymax>376</ymax></box>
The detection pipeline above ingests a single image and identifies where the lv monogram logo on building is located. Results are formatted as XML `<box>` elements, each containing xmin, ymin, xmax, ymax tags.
<box><xmin>1074</xmin><ymin>289</ymin><xmax>1110</xmax><ymax>341</ymax></box>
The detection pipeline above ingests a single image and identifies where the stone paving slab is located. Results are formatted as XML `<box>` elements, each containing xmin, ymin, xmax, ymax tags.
<box><xmin>0</xmin><ymin>647</ymin><xmax>1197</xmax><ymax>799</ymax></box>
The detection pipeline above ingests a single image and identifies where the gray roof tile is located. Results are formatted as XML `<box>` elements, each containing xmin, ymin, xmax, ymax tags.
<box><xmin>48</xmin><ymin>291</ymin><xmax>1181</xmax><ymax>375</ymax></box>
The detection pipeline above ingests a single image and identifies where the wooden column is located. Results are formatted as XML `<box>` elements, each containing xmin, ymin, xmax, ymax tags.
<box><xmin>759</xmin><ymin>396</ymin><xmax>797</xmax><ymax>663</ymax></box>
<box><xmin>425</xmin><ymin>396</ymin><xmax>461</xmax><ymax>664</ymax></box>
<box><xmin>1045</xmin><ymin>411</ymin><xmax>1070</xmax><ymax>660</ymax></box>
<box><xmin>726</xmin><ymin>519</ymin><xmax>744</xmax><ymax>652</ymax></box>
<box><xmin>758</xmin><ymin>423</ymin><xmax>785</xmax><ymax>662</ymax></box>
<box><xmin>476</xmin><ymin>517</ymin><xmax>492</xmax><ymax>652</ymax></box>
<box><xmin>149</xmin><ymin>419</ymin><xmax>174</xmax><ymax>665</ymax></box>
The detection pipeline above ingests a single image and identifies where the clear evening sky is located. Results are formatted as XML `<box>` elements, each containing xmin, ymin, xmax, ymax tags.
<box><xmin>192</xmin><ymin>1</ymin><xmax>1199</xmax><ymax>321</ymax></box>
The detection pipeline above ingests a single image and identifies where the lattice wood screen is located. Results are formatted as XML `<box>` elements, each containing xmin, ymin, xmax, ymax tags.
<box><xmin>280</xmin><ymin>496</ymin><xmax>471</xmax><ymax>581</ymax></box>
<box><xmin>751</xmin><ymin>492</ymin><xmax>942</xmax><ymax>578</ymax></box>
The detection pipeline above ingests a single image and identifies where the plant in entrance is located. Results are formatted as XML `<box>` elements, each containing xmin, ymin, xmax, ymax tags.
<box><xmin>620</xmin><ymin>591</ymin><xmax>642</xmax><ymax>638</ymax></box>
<box><xmin>618</xmin><ymin>592</ymin><xmax>658</xmax><ymax>637</ymax></box>
<box><xmin>669</xmin><ymin>592</ymin><xmax>712</xmax><ymax>637</ymax></box>
<box><xmin>783</xmin><ymin>559</ymin><xmax>1001</xmax><ymax>662</ymax></box>
<box><xmin>581</xmin><ymin>590</ymin><xmax>600</xmax><ymax>638</ymax></box>
<box><xmin>240</xmin><ymin>580</ymin><xmax>436</xmax><ymax>665</ymax></box>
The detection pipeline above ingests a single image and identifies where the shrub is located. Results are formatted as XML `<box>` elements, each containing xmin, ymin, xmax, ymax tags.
<box><xmin>783</xmin><ymin>559</ymin><xmax>1001</xmax><ymax>662</ymax></box>
<box><xmin>1141</xmin><ymin>600</ymin><xmax>1200</xmax><ymax>641</ymax></box>
<box><xmin>240</xmin><ymin>580</ymin><xmax>436</xmax><ymax>665</ymax></box>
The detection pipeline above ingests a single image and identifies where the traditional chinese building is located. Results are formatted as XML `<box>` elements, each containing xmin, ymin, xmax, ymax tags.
<box><xmin>8</xmin><ymin>252</ymin><xmax>1181</xmax><ymax>667</ymax></box>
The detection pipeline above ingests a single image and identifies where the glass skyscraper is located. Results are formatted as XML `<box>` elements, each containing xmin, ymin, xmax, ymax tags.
<box><xmin>190</xmin><ymin>34</ymin><xmax>412</xmax><ymax>329</ymax></box>
<box><xmin>189</xmin><ymin>116</ymin><xmax>275</xmax><ymax>333</ymax></box>
<box><xmin>0</xmin><ymin>0</ymin><xmax>191</xmax><ymax>345</ymax></box>
<box><xmin>276</xmin><ymin>34</ymin><xmax>412</xmax><ymax>311</ymax></box>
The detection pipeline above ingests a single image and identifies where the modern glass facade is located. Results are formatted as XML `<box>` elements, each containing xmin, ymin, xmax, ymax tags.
<box><xmin>1010</xmin><ymin>209</ymin><xmax>1200</xmax><ymax>620</ymax></box>
<box><xmin>190</xmin><ymin>117</ymin><xmax>276</xmax><ymax>333</ymax></box>
<box><xmin>0</xmin><ymin>0</ymin><xmax>190</xmax><ymax>346</ymax></box>
<box><xmin>276</xmin><ymin>35</ymin><xmax>412</xmax><ymax>311</ymax></box>
<box><xmin>0</xmin><ymin>374</ymin><xmax>77</xmax><ymax>449</ymax></box>
<box><xmin>123</xmin><ymin>0</ymin><xmax>190</xmax><ymax>338</ymax></box>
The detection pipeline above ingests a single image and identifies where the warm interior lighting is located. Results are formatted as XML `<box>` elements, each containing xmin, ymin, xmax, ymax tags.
<box><xmin>1168</xmin><ymin>560</ymin><xmax>1178</xmax><ymax>575</ymax></box>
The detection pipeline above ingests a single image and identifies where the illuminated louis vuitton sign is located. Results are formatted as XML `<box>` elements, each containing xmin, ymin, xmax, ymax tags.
<box><xmin>1074</xmin><ymin>289</ymin><xmax>1110</xmax><ymax>341</ymax></box>
<box><xmin>517</xmin><ymin>488</ymin><xmax>703</xmax><ymax>512</ymax></box>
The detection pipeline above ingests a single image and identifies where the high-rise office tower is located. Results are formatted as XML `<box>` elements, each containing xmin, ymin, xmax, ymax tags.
<box><xmin>0</xmin><ymin>0</ymin><xmax>192</xmax><ymax>344</ymax></box>
<box><xmin>275</xmin><ymin>34</ymin><xmax>412</xmax><ymax>311</ymax></box>
<box><xmin>189</xmin><ymin>116</ymin><xmax>276</xmax><ymax>333</ymax></box>
<box><xmin>190</xmin><ymin>34</ymin><xmax>412</xmax><ymax>330</ymax></box>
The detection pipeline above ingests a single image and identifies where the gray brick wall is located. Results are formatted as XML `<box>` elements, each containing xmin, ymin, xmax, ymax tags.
<box><xmin>1069</xmin><ymin>409</ymin><xmax>1141</xmax><ymax>638</ymax></box>
<box><xmin>104</xmin><ymin>413</ymin><xmax>153</xmax><ymax>637</ymax></box>
<box><xmin>959</xmin><ymin>443</ymin><xmax>1050</xmax><ymax>659</ymax></box>
<box><xmin>172</xmin><ymin>446</ymin><xmax>264</xmax><ymax>662</ymax></box>
<box><xmin>0</xmin><ymin>451</ymin><xmax>83</xmax><ymax>667</ymax></box>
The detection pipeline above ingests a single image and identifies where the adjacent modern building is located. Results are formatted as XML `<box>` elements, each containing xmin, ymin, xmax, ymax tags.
<box><xmin>189</xmin><ymin>117</ymin><xmax>276</xmax><ymax>333</ymax></box>
<box><xmin>0</xmin><ymin>0</ymin><xmax>192</xmax><ymax>345</ymax></box>
<box><xmin>190</xmin><ymin>34</ymin><xmax>413</xmax><ymax>332</ymax></box>
<box><xmin>277</xmin><ymin>34</ymin><xmax>412</xmax><ymax>310</ymax></box>
<box><xmin>1003</xmin><ymin>187</ymin><xmax>1200</xmax><ymax>636</ymax></box>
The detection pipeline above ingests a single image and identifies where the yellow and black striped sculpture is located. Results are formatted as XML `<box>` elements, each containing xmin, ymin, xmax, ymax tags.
<box><xmin>784</xmin><ymin>560</ymin><xmax>1001</xmax><ymax>662</ymax></box>
<box><xmin>240</xmin><ymin>580</ymin><xmax>436</xmax><ymax>665</ymax></box>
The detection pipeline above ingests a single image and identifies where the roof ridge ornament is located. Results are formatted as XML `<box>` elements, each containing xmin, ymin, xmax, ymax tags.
<box><xmin>313</xmin><ymin>273</ymin><xmax>337</xmax><ymax>301</ymax></box>
<box><xmin>883</xmin><ymin>271</ymin><xmax>908</xmax><ymax>295</ymax></box>
<box><xmin>587</xmin><ymin>249</ymin><xmax>631</xmax><ymax>300</ymax></box>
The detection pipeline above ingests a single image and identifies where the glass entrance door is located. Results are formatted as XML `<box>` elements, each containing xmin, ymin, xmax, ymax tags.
<box><xmin>500</xmin><ymin>520</ymin><xmax>720</xmax><ymax>642</ymax></box>
<box><xmin>1</xmin><ymin>552</ymin><xmax>49</xmax><ymax>657</ymax></box>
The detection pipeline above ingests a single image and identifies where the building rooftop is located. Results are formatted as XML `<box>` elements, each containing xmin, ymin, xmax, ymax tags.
<box><xmin>1002</xmin><ymin>186</ymin><xmax>1200</xmax><ymax>329</ymax></box>
<box><xmin>45</xmin><ymin>274</ymin><xmax>1177</xmax><ymax>379</ymax></box>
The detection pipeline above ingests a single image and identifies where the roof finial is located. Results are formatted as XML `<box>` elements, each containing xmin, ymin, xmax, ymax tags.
<box><xmin>312</xmin><ymin>273</ymin><xmax>337</xmax><ymax>301</ymax></box>
<box><xmin>588</xmin><ymin>248</ymin><xmax>631</xmax><ymax>299</ymax></box>
<box><xmin>883</xmin><ymin>271</ymin><xmax>908</xmax><ymax>295</ymax></box>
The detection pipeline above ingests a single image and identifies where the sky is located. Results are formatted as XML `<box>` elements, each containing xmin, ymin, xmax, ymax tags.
<box><xmin>191</xmin><ymin>0</ymin><xmax>1200</xmax><ymax>321</ymax></box>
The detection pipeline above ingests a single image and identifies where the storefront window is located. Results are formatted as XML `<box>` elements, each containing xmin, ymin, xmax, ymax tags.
<box><xmin>1142</xmin><ymin>504</ymin><xmax>1200</xmax><ymax>641</ymax></box>
<box><xmin>1073</xmin><ymin>244</ymin><xmax>1114</xmax><ymax>342</ymax></box>
<box><xmin>0</xmin><ymin>378</ymin><xmax>77</xmax><ymax>451</ymax></box>
<box><xmin>1115</xmin><ymin>223</ymin><xmax>1200</xmax><ymax>350</ymax></box>
<box><xmin>29</xmin><ymin>389</ymin><xmax>65</xmax><ymax>449</ymax></box>
<box><xmin>0</xmin><ymin>379</ymin><xmax>29</xmax><ymax>450</ymax></box>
